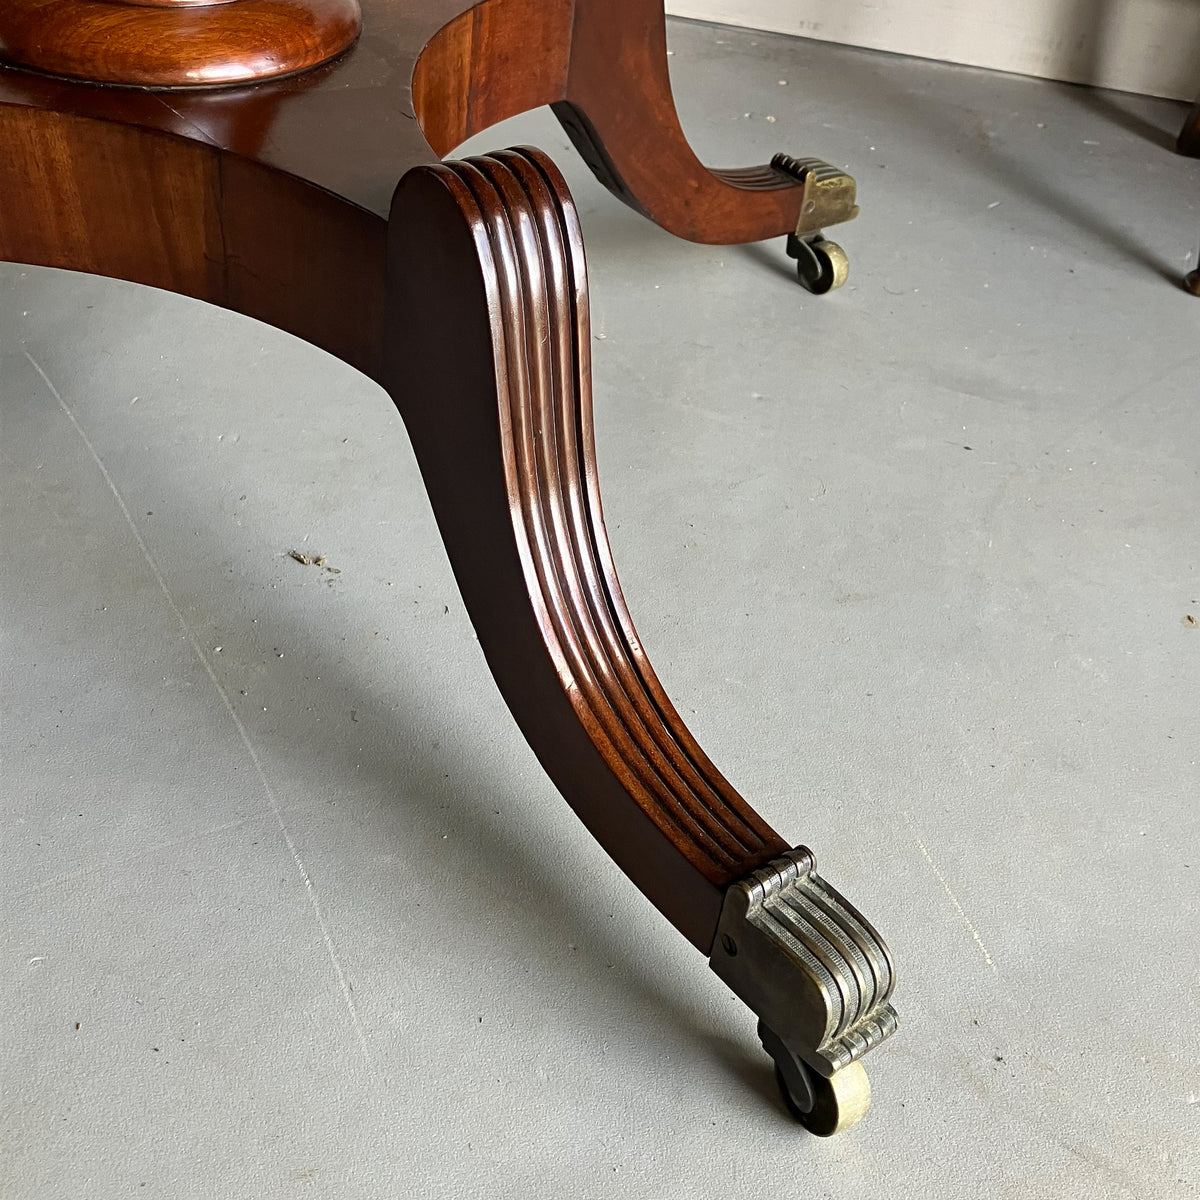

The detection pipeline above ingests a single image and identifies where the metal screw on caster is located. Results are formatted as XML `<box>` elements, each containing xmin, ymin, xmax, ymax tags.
<box><xmin>786</xmin><ymin>231</ymin><xmax>849</xmax><ymax>294</ymax></box>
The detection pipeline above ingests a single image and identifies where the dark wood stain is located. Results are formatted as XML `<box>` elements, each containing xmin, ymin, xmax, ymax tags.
<box><xmin>0</xmin><ymin>0</ymin><xmax>363</xmax><ymax>87</ymax></box>
<box><xmin>0</xmin><ymin>0</ymin><xmax>813</xmax><ymax>952</ymax></box>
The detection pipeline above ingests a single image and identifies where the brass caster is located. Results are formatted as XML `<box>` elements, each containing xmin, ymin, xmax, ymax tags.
<box><xmin>786</xmin><ymin>232</ymin><xmax>849</xmax><ymax>295</ymax></box>
<box><xmin>783</xmin><ymin>1059</ymin><xmax>871</xmax><ymax>1137</ymax></box>
<box><xmin>1184</xmin><ymin>269</ymin><xmax>1200</xmax><ymax>296</ymax></box>
<box><xmin>759</xmin><ymin>1021</ymin><xmax>872</xmax><ymax>1136</ymax></box>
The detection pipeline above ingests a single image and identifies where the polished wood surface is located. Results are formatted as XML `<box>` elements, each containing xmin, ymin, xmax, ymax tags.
<box><xmin>0</xmin><ymin>0</ymin><xmax>850</xmax><ymax>954</ymax></box>
<box><xmin>0</xmin><ymin>0</ymin><xmax>816</xmax><ymax>231</ymax></box>
<box><xmin>0</xmin><ymin>0</ymin><xmax>362</xmax><ymax>87</ymax></box>
<box><xmin>0</xmin><ymin>1</ymin><xmax>902</xmax><ymax>1119</ymax></box>
<box><xmin>0</xmin><ymin>105</ymin><xmax>386</xmax><ymax>376</ymax></box>
<box><xmin>411</xmin><ymin>0</ymin><xmax>573</xmax><ymax>156</ymax></box>
<box><xmin>388</xmin><ymin>149</ymin><xmax>788</xmax><ymax>947</ymax></box>
<box><xmin>414</xmin><ymin>0</ymin><xmax>816</xmax><ymax>243</ymax></box>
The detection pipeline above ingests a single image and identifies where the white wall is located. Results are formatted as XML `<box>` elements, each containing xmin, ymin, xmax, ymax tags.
<box><xmin>668</xmin><ymin>0</ymin><xmax>1200</xmax><ymax>100</ymax></box>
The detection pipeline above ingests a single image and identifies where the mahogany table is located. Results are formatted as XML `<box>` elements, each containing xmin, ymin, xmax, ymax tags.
<box><xmin>0</xmin><ymin>0</ymin><xmax>895</xmax><ymax>1135</ymax></box>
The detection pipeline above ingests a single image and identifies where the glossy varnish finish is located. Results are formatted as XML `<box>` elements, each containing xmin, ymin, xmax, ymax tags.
<box><xmin>0</xmin><ymin>105</ymin><xmax>386</xmax><ymax>376</ymax></box>
<box><xmin>0</xmin><ymin>0</ymin><xmax>362</xmax><ymax>87</ymax></box>
<box><xmin>410</xmin><ymin>0</ymin><xmax>573</xmax><ymax>156</ymax></box>
<box><xmin>0</xmin><ymin>0</ymin><xmax>823</xmax><ymax>229</ymax></box>
<box><xmin>414</xmin><ymin>0</ymin><xmax>815</xmax><ymax>244</ymax></box>
<box><xmin>388</xmin><ymin>149</ymin><xmax>788</xmax><ymax>947</ymax></box>
<box><xmin>0</xmin><ymin>0</ymin><xmax>857</xmax><ymax>959</ymax></box>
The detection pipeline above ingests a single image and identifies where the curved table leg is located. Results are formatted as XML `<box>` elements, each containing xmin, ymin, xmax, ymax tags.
<box><xmin>385</xmin><ymin>147</ymin><xmax>896</xmax><ymax>1128</ymax></box>
<box><xmin>555</xmin><ymin>0</ymin><xmax>855</xmax><ymax>246</ymax></box>
<box><xmin>411</xmin><ymin>0</ymin><xmax>857</xmax><ymax>250</ymax></box>
<box><xmin>386</xmin><ymin>145</ymin><xmax>785</xmax><ymax>947</ymax></box>
<box><xmin>0</xmin><ymin>82</ymin><xmax>895</xmax><ymax>1124</ymax></box>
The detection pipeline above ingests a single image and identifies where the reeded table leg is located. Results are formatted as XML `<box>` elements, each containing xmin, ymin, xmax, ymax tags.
<box><xmin>385</xmin><ymin>147</ymin><xmax>897</xmax><ymax>1130</ymax></box>
<box><xmin>0</xmin><ymin>0</ymin><xmax>897</xmax><ymax>1133</ymax></box>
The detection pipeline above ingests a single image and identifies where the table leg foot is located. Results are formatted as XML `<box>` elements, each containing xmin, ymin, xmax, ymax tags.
<box><xmin>556</xmin><ymin>0</ymin><xmax>858</xmax><ymax>247</ymax></box>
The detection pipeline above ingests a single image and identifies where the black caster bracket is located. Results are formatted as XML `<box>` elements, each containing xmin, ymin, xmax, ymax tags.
<box><xmin>785</xmin><ymin>231</ymin><xmax>849</xmax><ymax>294</ymax></box>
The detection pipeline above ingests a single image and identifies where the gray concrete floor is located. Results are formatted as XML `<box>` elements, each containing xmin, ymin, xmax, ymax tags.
<box><xmin>3</xmin><ymin>19</ymin><xmax>1199</xmax><ymax>1200</ymax></box>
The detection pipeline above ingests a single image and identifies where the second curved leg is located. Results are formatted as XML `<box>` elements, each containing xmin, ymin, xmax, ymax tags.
<box><xmin>554</xmin><ymin>0</ymin><xmax>858</xmax><ymax>246</ymax></box>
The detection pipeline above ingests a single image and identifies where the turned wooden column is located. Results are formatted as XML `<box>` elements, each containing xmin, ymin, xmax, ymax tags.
<box><xmin>0</xmin><ymin>0</ymin><xmax>362</xmax><ymax>87</ymax></box>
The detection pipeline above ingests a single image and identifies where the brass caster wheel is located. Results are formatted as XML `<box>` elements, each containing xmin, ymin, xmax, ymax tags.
<box><xmin>785</xmin><ymin>232</ymin><xmax>849</xmax><ymax>295</ymax></box>
<box><xmin>1184</xmin><ymin>269</ymin><xmax>1200</xmax><ymax>296</ymax></box>
<box><xmin>776</xmin><ymin>1060</ymin><xmax>871</xmax><ymax>1136</ymax></box>
<box><xmin>759</xmin><ymin>1022</ymin><xmax>872</xmax><ymax>1136</ymax></box>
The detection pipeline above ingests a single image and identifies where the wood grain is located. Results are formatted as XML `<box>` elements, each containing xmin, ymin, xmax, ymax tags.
<box><xmin>556</xmin><ymin>0</ymin><xmax>810</xmax><ymax>244</ymax></box>
<box><xmin>0</xmin><ymin>0</ymin><xmax>362</xmax><ymax>87</ymax></box>
<box><xmin>0</xmin><ymin>106</ymin><xmax>385</xmax><ymax>377</ymax></box>
<box><xmin>413</xmin><ymin>0</ymin><xmax>815</xmax><ymax>245</ymax></box>
<box><xmin>0</xmin><ymin>0</ymin><xmax>836</xmax><ymax>948</ymax></box>
<box><xmin>411</xmin><ymin>0</ymin><xmax>573</xmax><ymax>156</ymax></box>
<box><xmin>387</xmin><ymin>148</ymin><xmax>788</xmax><ymax>949</ymax></box>
<box><xmin>115</xmin><ymin>2</ymin><xmax>244</xmax><ymax>8</ymax></box>
<box><xmin>0</xmin><ymin>0</ymin><xmax>817</xmax><ymax>246</ymax></box>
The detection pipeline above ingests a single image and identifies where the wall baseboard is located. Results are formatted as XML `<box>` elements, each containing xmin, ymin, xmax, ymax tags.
<box><xmin>667</xmin><ymin>0</ymin><xmax>1200</xmax><ymax>101</ymax></box>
